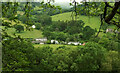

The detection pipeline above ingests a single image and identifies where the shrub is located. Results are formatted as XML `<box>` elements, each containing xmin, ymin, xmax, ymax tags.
<box><xmin>98</xmin><ymin>37</ymin><xmax>119</xmax><ymax>51</ymax></box>
<box><xmin>2</xmin><ymin>38</ymin><xmax>35</xmax><ymax>71</ymax></box>
<box><xmin>14</xmin><ymin>25</ymin><xmax>24</xmax><ymax>33</ymax></box>
<box><xmin>74</xmin><ymin>42</ymin><xmax>107</xmax><ymax>71</ymax></box>
<box><xmin>101</xmin><ymin>51</ymin><xmax>120</xmax><ymax>71</ymax></box>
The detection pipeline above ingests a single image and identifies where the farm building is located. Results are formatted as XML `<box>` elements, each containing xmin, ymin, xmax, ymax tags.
<box><xmin>35</xmin><ymin>38</ymin><xmax>47</xmax><ymax>41</ymax></box>
<box><xmin>106</xmin><ymin>29</ymin><xmax>113</xmax><ymax>33</ymax></box>
<box><xmin>68</xmin><ymin>42</ymin><xmax>82</xmax><ymax>45</ymax></box>
<box><xmin>32</xmin><ymin>38</ymin><xmax>47</xmax><ymax>44</ymax></box>
<box><xmin>51</xmin><ymin>40</ymin><xmax>59</xmax><ymax>44</ymax></box>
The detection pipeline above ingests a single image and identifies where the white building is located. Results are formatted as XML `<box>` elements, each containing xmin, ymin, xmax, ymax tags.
<box><xmin>32</xmin><ymin>38</ymin><xmax>47</xmax><ymax>44</ymax></box>
<box><xmin>68</xmin><ymin>42</ymin><xmax>80</xmax><ymax>45</ymax></box>
<box><xmin>36</xmin><ymin>38</ymin><xmax>47</xmax><ymax>41</ymax></box>
<box><xmin>32</xmin><ymin>25</ymin><xmax>36</xmax><ymax>28</ymax></box>
<box><xmin>106</xmin><ymin>29</ymin><xmax>113</xmax><ymax>33</ymax></box>
<box><xmin>51</xmin><ymin>40</ymin><xmax>59</xmax><ymax>44</ymax></box>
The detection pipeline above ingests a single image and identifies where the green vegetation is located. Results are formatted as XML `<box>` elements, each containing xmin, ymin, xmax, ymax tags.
<box><xmin>34</xmin><ymin>44</ymin><xmax>77</xmax><ymax>50</ymax></box>
<box><xmin>2</xmin><ymin>2</ymin><xmax>120</xmax><ymax>72</ymax></box>
<box><xmin>3</xmin><ymin>38</ymin><xmax>120</xmax><ymax>71</ymax></box>
<box><xmin>14</xmin><ymin>25</ymin><xmax>24</xmax><ymax>33</ymax></box>
<box><xmin>6</xmin><ymin>28</ymin><xmax>43</xmax><ymax>38</ymax></box>
<box><xmin>51</xmin><ymin>12</ymin><xmax>101</xmax><ymax>29</ymax></box>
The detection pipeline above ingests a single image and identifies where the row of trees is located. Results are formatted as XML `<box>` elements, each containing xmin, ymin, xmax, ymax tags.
<box><xmin>42</xmin><ymin>20</ymin><xmax>96</xmax><ymax>41</ymax></box>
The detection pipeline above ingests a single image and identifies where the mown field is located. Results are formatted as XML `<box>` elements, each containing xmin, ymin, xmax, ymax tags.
<box><xmin>51</xmin><ymin>12</ymin><xmax>116</xmax><ymax>30</ymax></box>
<box><xmin>51</xmin><ymin>12</ymin><xmax>101</xmax><ymax>29</ymax></box>
<box><xmin>6</xmin><ymin>28</ymin><xmax>43</xmax><ymax>38</ymax></box>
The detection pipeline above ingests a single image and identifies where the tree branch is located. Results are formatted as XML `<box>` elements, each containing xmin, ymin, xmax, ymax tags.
<box><xmin>103</xmin><ymin>2</ymin><xmax>108</xmax><ymax>19</ymax></box>
<box><xmin>104</xmin><ymin>2</ymin><xmax>120</xmax><ymax>23</ymax></box>
<box><xmin>107</xmin><ymin>3</ymin><xmax>120</xmax><ymax>14</ymax></box>
<box><xmin>108</xmin><ymin>20</ymin><xmax>120</xmax><ymax>28</ymax></box>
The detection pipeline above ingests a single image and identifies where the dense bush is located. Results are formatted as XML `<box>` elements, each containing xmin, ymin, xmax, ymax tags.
<box><xmin>3</xmin><ymin>39</ymin><xmax>120</xmax><ymax>71</ymax></box>
<box><xmin>18</xmin><ymin>15</ymin><xmax>28</xmax><ymax>24</ymax></box>
<box><xmin>43</xmin><ymin>20</ymin><xmax>96</xmax><ymax>41</ymax></box>
<box><xmin>35</xmin><ymin>14</ymin><xmax>52</xmax><ymax>26</ymax></box>
<box><xmin>32</xmin><ymin>42</ymin><xmax>107</xmax><ymax>71</ymax></box>
<box><xmin>74</xmin><ymin>42</ymin><xmax>107</xmax><ymax>71</ymax></box>
<box><xmin>35</xmin><ymin>23</ymin><xmax>42</xmax><ymax>30</ymax></box>
<box><xmin>101</xmin><ymin>51</ymin><xmax>120</xmax><ymax>71</ymax></box>
<box><xmin>14</xmin><ymin>25</ymin><xmax>24</xmax><ymax>33</ymax></box>
<box><xmin>82</xmin><ymin>26</ymin><xmax>96</xmax><ymax>40</ymax></box>
<box><xmin>2</xmin><ymin>38</ymin><xmax>35</xmax><ymax>71</ymax></box>
<box><xmin>98</xmin><ymin>37</ymin><xmax>119</xmax><ymax>51</ymax></box>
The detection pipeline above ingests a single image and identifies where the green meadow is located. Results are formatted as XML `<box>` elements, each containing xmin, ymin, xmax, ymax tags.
<box><xmin>51</xmin><ymin>12</ymin><xmax>101</xmax><ymax>29</ymax></box>
<box><xmin>5</xmin><ymin>28</ymin><xmax>43</xmax><ymax>38</ymax></box>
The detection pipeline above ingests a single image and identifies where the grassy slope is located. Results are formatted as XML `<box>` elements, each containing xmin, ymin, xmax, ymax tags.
<box><xmin>51</xmin><ymin>12</ymin><xmax>117</xmax><ymax>37</ymax></box>
<box><xmin>2</xmin><ymin>18</ymin><xmax>43</xmax><ymax>38</ymax></box>
<box><xmin>51</xmin><ymin>12</ymin><xmax>101</xmax><ymax>29</ymax></box>
<box><xmin>6</xmin><ymin>28</ymin><xmax>43</xmax><ymax>38</ymax></box>
<box><xmin>4</xmin><ymin>11</ymin><xmax>116</xmax><ymax>39</ymax></box>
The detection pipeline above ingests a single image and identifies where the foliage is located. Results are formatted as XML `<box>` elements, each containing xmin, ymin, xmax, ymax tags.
<box><xmin>82</xmin><ymin>26</ymin><xmax>96</xmax><ymax>40</ymax></box>
<box><xmin>43</xmin><ymin>20</ymin><xmax>87</xmax><ymax>41</ymax></box>
<box><xmin>35</xmin><ymin>23</ymin><xmax>42</xmax><ymax>30</ymax></box>
<box><xmin>14</xmin><ymin>25</ymin><xmax>24</xmax><ymax>33</ymax></box>
<box><xmin>74</xmin><ymin>42</ymin><xmax>106</xmax><ymax>71</ymax></box>
<box><xmin>98</xmin><ymin>36</ymin><xmax>119</xmax><ymax>51</ymax></box>
<box><xmin>18</xmin><ymin>15</ymin><xmax>28</xmax><ymax>24</ymax></box>
<box><xmin>101</xmin><ymin>51</ymin><xmax>120</xmax><ymax>71</ymax></box>
<box><xmin>32</xmin><ymin>42</ymin><xmax>107</xmax><ymax>71</ymax></box>
<box><xmin>2</xmin><ymin>1</ymin><xmax>120</xmax><ymax>72</ymax></box>
<box><xmin>2</xmin><ymin>38</ymin><xmax>35</xmax><ymax>71</ymax></box>
<box><xmin>34</xmin><ymin>14</ymin><xmax>52</xmax><ymax>26</ymax></box>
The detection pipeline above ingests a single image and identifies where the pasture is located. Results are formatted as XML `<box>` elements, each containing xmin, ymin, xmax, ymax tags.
<box><xmin>5</xmin><ymin>28</ymin><xmax>43</xmax><ymax>38</ymax></box>
<box><xmin>51</xmin><ymin>12</ymin><xmax>101</xmax><ymax>29</ymax></box>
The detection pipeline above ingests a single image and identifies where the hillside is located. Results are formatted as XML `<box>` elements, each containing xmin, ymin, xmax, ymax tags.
<box><xmin>3</xmin><ymin>11</ymin><xmax>116</xmax><ymax>39</ymax></box>
<box><xmin>2</xmin><ymin>18</ymin><xmax>43</xmax><ymax>39</ymax></box>
<box><xmin>6</xmin><ymin>28</ymin><xmax>43</xmax><ymax>38</ymax></box>
<box><xmin>51</xmin><ymin>12</ymin><xmax>101</xmax><ymax>29</ymax></box>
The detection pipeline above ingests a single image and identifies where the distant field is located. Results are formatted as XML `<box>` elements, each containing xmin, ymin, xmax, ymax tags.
<box><xmin>34</xmin><ymin>44</ymin><xmax>77</xmax><ymax>50</ymax></box>
<box><xmin>51</xmin><ymin>12</ymin><xmax>101</xmax><ymax>29</ymax></box>
<box><xmin>5</xmin><ymin>28</ymin><xmax>43</xmax><ymax>38</ymax></box>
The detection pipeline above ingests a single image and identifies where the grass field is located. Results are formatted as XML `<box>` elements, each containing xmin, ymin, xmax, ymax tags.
<box><xmin>2</xmin><ymin>18</ymin><xmax>43</xmax><ymax>38</ymax></box>
<box><xmin>5</xmin><ymin>28</ymin><xmax>43</xmax><ymax>38</ymax></box>
<box><xmin>51</xmin><ymin>12</ymin><xmax>101</xmax><ymax>29</ymax></box>
<box><xmin>34</xmin><ymin>44</ymin><xmax>77</xmax><ymax>50</ymax></box>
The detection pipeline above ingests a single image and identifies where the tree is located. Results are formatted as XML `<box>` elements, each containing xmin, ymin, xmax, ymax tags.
<box><xmin>2</xmin><ymin>38</ymin><xmax>35</xmax><ymax>71</ymax></box>
<box><xmin>14</xmin><ymin>25</ymin><xmax>24</xmax><ymax>33</ymax></box>
<box><xmin>82</xmin><ymin>26</ymin><xmax>95</xmax><ymax>40</ymax></box>
<box><xmin>39</xmin><ymin>14</ymin><xmax>52</xmax><ymax>26</ymax></box>
<box><xmin>35</xmin><ymin>23</ymin><xmax>42</xmax><ymax>30</ymax></box>
<box><xmin>75</xmin><ymin>42</ymin><xmax>107</xmax><ymax>71</ymax></box>
<box><xmin>18</xmin><ymin>15</ymin><xmax>28</xmax><ymax>24</ymax></box>
<box><xmin>56</xmin><ymin>32</ymin><xmax>67</xmax><ymax>41</ymax></box>
<box><xmin>34</xmin><ymin>14</ymin><xmax>52</xmax><ymax>26</ymax></box>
